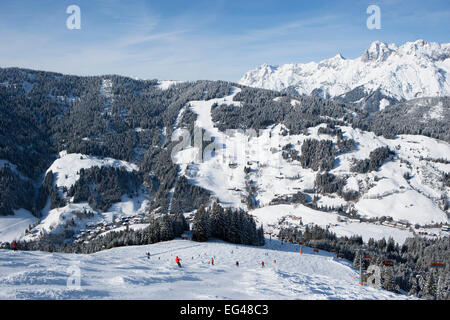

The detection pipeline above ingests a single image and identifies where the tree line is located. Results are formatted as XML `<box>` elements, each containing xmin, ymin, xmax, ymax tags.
<box><xmin>192</xmin><ymin>202</ymin><xmax>265</xmax><ymax>246</ymax></box>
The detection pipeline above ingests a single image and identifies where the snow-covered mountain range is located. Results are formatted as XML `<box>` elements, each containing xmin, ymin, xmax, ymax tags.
<box><xmin>239</xmin><ymin>40</ymin><xmax>450</xmax><ymax>111</ymax></box>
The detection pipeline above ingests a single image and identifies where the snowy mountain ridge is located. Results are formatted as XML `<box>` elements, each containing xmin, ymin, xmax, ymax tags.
<box><xmin>239</xmin><ymin>40</ymin><xmax>450</xmax><ymax>110</ymax></box>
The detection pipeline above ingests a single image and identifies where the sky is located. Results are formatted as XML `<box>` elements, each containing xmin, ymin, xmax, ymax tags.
<box><xmin>0</xmin><ymin>0</ymin><xmax>449</xmax><ymax>82</ymax></box>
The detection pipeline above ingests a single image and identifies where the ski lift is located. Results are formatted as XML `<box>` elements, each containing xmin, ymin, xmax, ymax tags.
<box><xmin>337</xmin><ymin>254</ymin><xmax>345</xmax><ymax>258</ymax></box>
<box><xmin>298</xmin><ymin>242</ymin><xmax>303</xmax><ymax>245</ymax></box>
<box><xmin>363</xmin><ymin>255</ymin><xmax>372</xmax><ymax>259</ymax></box>
<box><xmin>313</xmin><ymin>249</ymin><xmax>319</xmax><ymax>253</ymax></box>
<box><xmin>330</xmin><ymin>250</ymin><xmax>336</xmax><ymax>253</ymax></box>
<box><xmin>430</xmin><ymin>262</ymin><xmax>445</xmax><ymax>268</ymax></box>
<box><xmin>383</xmin><ymin>260</ymin><xmax>394</xmax><ymax>266</ymax></box>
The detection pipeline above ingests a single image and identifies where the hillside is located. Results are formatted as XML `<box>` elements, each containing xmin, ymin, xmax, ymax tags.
<box><xmin>0</xmin><ymin>67</ymin><xmax>449</xmax><ymax>247</ymax></box>
<box><xmin>0</xmin><ymin>239</ymin><xmax>410</xmax><ymax>300</ymax></box>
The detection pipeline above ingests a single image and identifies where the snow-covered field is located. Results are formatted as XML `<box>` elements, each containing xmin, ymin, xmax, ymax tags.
<box><xmin>0</xmin><ymin>209</ymin><xmax>37</xmax><ymax>242</ymax></box>
<box><xmin>0</xmin><ymin>239</ymin><xmax>410</xmax><ymax>300</ymax></box>
<box><xmin>250</xmin><ymin>204</ymin><xmax>415</xmax><ymax>244</ymax></box>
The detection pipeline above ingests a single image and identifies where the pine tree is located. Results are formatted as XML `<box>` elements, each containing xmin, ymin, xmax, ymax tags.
<box><xmin>408</xmin><ymin>274</ymin><xmax>419</xmax><ymax>297</ymax></box>
<box><xmin>353</xmin><ymin>251</ymin><xmax>361</xmax><ymax>269</ymax></box>
<box><xmin>228</xmin><ymin>209</ymin><xmax>240</xmax><ymax>244</ymax></box>
<box><xmin>383</xmin><ymin>267</ymin><xmax>395</xmax><ymax>292</ymax></box>
<box><xmin>257</xmin><ymin>225</ymin><xmax>265</xmax><ymax>246</ymax></box>
<box><xmin>160</xmin><ymin>214</ymin><xmax>174</xmax><ymax>241</ymax></box>
<box><xmin>210</xmin><ymin>201</ymin><xmax>225</xmax><ymax>238</ymax></box>
<box><xmin>424</xmin><ymin>271</ymin><xmax>437</xmax><ymax>299</ymax></box>
<box><xmin>386</xmin><ymin>237</ymin><xmax>396</xmax><ymax>253</ymax></box>
<box><xmin>436</xmin><ymin>273</ymin><xmax>449</xmax><ymax>300</ymax></box>
<box><xmin>192</xmin><ymin>206</ymin><xmax>210</xmax><ymax>242</ymax></box>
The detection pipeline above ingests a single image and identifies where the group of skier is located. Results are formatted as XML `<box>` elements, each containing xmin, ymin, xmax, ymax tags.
<box><xmin>169</xmin><ymin>255</ymin><xmax>266</xmax><ymax>268</ymax></box>
<box><xmin>145</xmin><ymin>248</ymin><xmax>270</xmax><ymax>269</ymax></box>
<box><xmin>2</xmin><ymin>241</ymin><xmax>18</xmax><ymax>251</ymax></box>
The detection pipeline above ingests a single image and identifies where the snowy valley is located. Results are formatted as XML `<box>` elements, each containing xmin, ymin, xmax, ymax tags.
<box><xmin>0</xmin><ymin>62</ymin><xmax>449</xmax><ymax>300</ymax></box>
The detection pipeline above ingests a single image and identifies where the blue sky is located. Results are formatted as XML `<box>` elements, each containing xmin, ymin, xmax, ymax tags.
<box><xmin>0</xmin><ymin>0</ymin><xmax>449</xmax><ymax>81</ymax></box>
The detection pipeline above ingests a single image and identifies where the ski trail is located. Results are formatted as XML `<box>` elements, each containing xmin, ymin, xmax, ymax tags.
<box><xmin>0</xmin><ymin>239</ymin><xmax>412</xmax><ymax>300</ymax></box>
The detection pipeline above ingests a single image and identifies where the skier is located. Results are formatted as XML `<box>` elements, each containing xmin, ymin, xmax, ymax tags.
<box><xmin>211</xmin><ymin>257</ymin><xmax>214</xmax><ymax>265</ymax></box>
<box><xmin>261</xmin><ymin>261</ymin><xmax>265</xmax><ymax>268</ymax></box>
<box><xmin>146</xmin><ymin>252</ymin><xmax>151</xmax><ymax>259</ymax></box>
<box><xmin>11</xmin><ymin>241</ymin><xmax>18</xmax><ymax>252</ymax></box>
<box><xmin>175</xmin><ymin>256</ymin><xmax>182</xmax><ymax>268</ymax></box>
<box><xmin>235</xmin><ymin>261</ymin><xmax>239</xmax><ymax>267</ymax></box>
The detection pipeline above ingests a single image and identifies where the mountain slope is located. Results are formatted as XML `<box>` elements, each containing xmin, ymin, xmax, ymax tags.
<box><xmin>173</xmin><ymin>87</ymin><xmax>450</xmax><ymax>230</ymax></box>
<box><xmin>0</xmin><ymin>67</ymin><xmax>449</xmax><ymax>248</ymax></box>
<box><xmin>239</xmin><ymin>40</ymin><xmax>450</xmax><ymax>111</ymax></box>
<box><xmin>0</xmin><ymin>239</ymin><xmax>411</xmax><ymax>300</ymax></box>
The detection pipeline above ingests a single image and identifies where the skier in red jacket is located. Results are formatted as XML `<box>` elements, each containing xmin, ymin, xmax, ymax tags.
<box><xmin>175</xmin><ymin>256</ymin><xmax>182</xmax><ymax>268</ymax></box>
<box><xmin>261</xmin><ymin>261</ymin><xmax>265</xmax><ymax>268</ymax></box>
<box><xmin>211</xmin><ymin>257</ymin><xmax>214</xmax><ymax>265</ymax></box>
<box><xmin>11</xmin><ymin>241</ymin><xmax>18</xmax><ymax>251</ymax></box>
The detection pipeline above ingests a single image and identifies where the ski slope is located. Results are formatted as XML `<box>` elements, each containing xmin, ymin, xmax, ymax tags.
<box><xmin>0</xmin><ymin>209</ymin><xmax>37</xmax><ymax>243</ymax></box>
<box><xmin>0</xmin><ymin>239</ymin><xmax>411</xmax><ymax>300</ymax></box>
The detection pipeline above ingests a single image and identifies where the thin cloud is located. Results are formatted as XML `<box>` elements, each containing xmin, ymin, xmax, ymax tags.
<box><xmin>238</xmin><ymin>14</ymin><xmax>340</xmax><ymax>42</ymax></box>
<box><xmin>118</xmin><ymin>30</ymin><xmax>188</xmax><ymax>47</ymax></box>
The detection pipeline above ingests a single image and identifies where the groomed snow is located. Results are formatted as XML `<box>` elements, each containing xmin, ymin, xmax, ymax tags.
<box><xmin>0</xmin><ymin>239</ymin><xmax>411</xmax><ymax>300</ymax></box>
<box><xmin>0</xmin><ymin>209</ymin><xmax>38</xmax><ymax>243</ymax></box>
